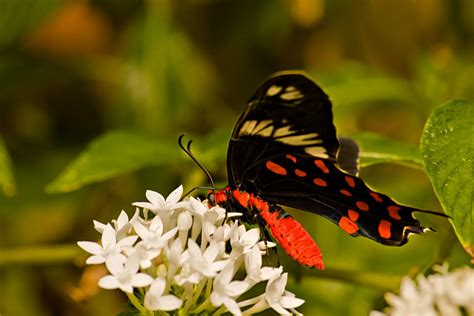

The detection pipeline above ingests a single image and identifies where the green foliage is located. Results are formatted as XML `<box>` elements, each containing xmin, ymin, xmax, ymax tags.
<box><xmin>421</xmin><ymin>100</ymin><xmax>473</xmax><ymax>259</ymax></box>
<box><xmin>0</xmin><ymin>0</ymin><xmax>62</xmax><ymax>47</ymax></box>
<box><xmin>0</xmin><ymin>136</ymin><xmax>15</xmax><ymax>196</ymax></box>
<box><xmin>349</xmin><ymin>132</ymin><xmax>423</xmax><ymax>169</ymax></box>
<box><xmin>46</xmin><ymin>131</ymin><xmax>183</xmax><ymax>193</ymax></box>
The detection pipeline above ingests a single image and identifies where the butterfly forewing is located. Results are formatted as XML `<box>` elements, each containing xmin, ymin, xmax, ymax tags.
<box><xmin>228</xmin><ymin>73</ymin><xmax>339</xmax><ymax>188</ymax></box>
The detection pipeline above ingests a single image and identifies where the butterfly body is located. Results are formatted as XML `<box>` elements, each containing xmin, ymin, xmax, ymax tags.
<box><xmin>212</xmin><ymin>187</ymin><xmax>324</xmax><ymax>269</ymax></box>
<box><xmin>207</xmin><ymin>71</ymin><xmax>446</xmax><ymax>269</ymax></box>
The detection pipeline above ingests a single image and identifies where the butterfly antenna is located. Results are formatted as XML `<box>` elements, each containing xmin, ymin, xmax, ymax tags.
<box><xmin>178</xmin><ymin>134</ymin><xmax>215</xmax><ymax>188</ymax></box>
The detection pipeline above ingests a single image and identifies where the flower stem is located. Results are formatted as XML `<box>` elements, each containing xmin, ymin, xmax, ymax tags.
<box><xmin>190</xmin><ymin>297</ymin><xmax>213</xmax><ymax>314</ymax></box>
<box><xmin>186</xmin><ymin>279</ymin><xmax>207</xmax><ymax>310</ymax></box>
<box><xmin>126</xmin><ymin>292</ymin><xmax>148</xmax><ymax>314</ymax></box>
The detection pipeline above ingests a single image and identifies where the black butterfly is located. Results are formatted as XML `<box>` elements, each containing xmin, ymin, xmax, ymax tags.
<box><xmin>206</xmin><ymin>71</ymin><xmax>446</xmax><ymax>268</ymax></box>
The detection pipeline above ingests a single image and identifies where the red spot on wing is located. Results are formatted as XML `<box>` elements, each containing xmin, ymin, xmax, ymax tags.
<box><xmin>295</xmin><ymin>169</ymin><xmax>307</xmax><ymax>177</ymax></box>
<box><xmin>266</xmin><ymin>161</ymin><xmax>287</xmax><ymax>175</ymax></box>
<box><xmin>259</xmin><ymin>204</ymin><xmax>324</xmax><ymax>269</ymax></box>
<box><xmin>378</xmin><ymin>220</ymin><xmax>392</xmax><ymax>238</ymax></box>
<box><xmin>314</xmin><ymin>159</ymin><xmax>329</xmax><ymax>173</ymax></box>
<box><xmin>370</xmin><ymin>192</ymin><xmax>383</xmax><ymax>202</ymax></box>
<box><xmin>286</xmin><ymin>154</ymin><xmax>297</xmax><ymax>163</ymax></box>
<box><xmin>313</xmin><ymin>178</ymin><xmax>327</xmax><ymax>187</ymax></box>
<box><xmin>339</xmin><ymin>217</ymin><xmax>359</xmax><ymax>234</ymax></box>
<box><xmin>340</xmin><ymin>189</ymin><xmax>352</xmax><ymax>197</ymax></box>
<box><xmin>387</xmin><ymin>206</ymin><xmax>402</xmax><ymax>220</ymax></box>
<box><xmin>348</xmin><ymin>209</ymin><xmax>359</xmax><ymax>221</ymax></box>
<box><xmin>344</xmin><ymin>176</ymin><xmax>355</xmax><ymax>188</ymax></box>
<box><xmin>232</xmin><ymin>190</ymin><xmax>250</xmax><ymax>208</ymax></box>
<box><xmin>356</xmin><ymin>201</ymin><xmax>369</xmax><ymax>211</ymax></box>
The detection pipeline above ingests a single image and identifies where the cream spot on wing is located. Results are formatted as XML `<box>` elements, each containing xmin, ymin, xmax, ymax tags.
<box><xmin>239</xmin><ymin>120</ymin><xmax>273</xmax><ymax>136</ymax></box>
<box><xmin>280</xmin><ymin>90</ymin><xmax>304</xmax><ymax>100</ymax></box>
<box><xmin>305</xmin><ymin>146</ymin><xmax>328</xmax><ymax>158</ymax></box>
<box><xmin>285</xmin><ymin>86</ymin><xmax>296</xmax><ymax>92</ymax></box>
<box><xmin>267</xmin><ymin>85</ymin><xmax>282</xmax><ymax>96</ymax></box>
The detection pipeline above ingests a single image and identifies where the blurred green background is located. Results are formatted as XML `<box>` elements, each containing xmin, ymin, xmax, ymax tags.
<box><xmin>0</xmin><ymin>0</ymin><xmax>473</xmax><ymax>315</ymax></box>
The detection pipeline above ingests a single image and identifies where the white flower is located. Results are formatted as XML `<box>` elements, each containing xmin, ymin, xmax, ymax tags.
<box><xmin>78</xmin><ymin>224</ymin><xmax>137</xmax><ymax>265</ymax></box>
<box><xmin>384</xmin><ymin>277</ymin><xmax>436</xmax><ymax>316</ymax></box>
<box><xmin>78</xmin><ymin>186</ymin><xmax>306</xmax><ymax>315</ymax></box>
<box><xmin>134</xmin><ymin>215</ymin><xmax>178</xmax><ymax>251</ymax></box>
<box><xmin>230</xmin><ymin>225</ymin><xmax>260</xmax><ymax>257</ymax></box>
<box><xmin>371</xmin><ymin>265</ymin><xmax>474</xmax><ymax>316</ymax></box>
<box><xmin>264</xmin><ymin>273</ymin><xmax>305</xmax><ymax>315</ymax></box>
<box><xmin>182</xmin><ymin>239</ymin><xmax>228</xmax><ymax>279</ymax></box>
<box><xmin>144</xmin><ymin>277</ymin><xmax>183</xmax><ymax>311</ymax></box>
<box><xmin>210</xmin><ymin>262</ymin><xmax>248</xmax><ymax>316</ymax></box>
<box><xmin>245</xmin><ymin>246</ymin><xmax>283</xmax><ymax>284</ymax></box>
<box><xmin>128</xmin><ymin>241</ymin><xmax>160</xmax><ymax>269</ymax></box>
<box><xmin>241</xmin><ymin>273</ymin><xmax>304</xmax><ymax>315</ymax></box>
<box><xmin>132</xmin><ymin>185</ymin><xmax>185</xmax><ymax>213</ymax></box>
<box><xmin>94</xmin><ymin>209</ymin><xmax>139</xmax><ymax>240</ymax></box>
<box><xmin>98</xmin><ymin>253</ymin><xmax>153</xmax><ymax>293</ymax></box>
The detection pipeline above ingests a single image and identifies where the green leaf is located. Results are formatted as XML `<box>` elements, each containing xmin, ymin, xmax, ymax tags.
<box><xmin>348</xmin><ymin>132</ymin><xmax>423</xmax><ymax>169</ymax></box>
<box><xmin>324</xmin><ymin>76</ymin><xmax>416</xmax><ymax>113</ymax></box>
<box><xmin>421</xmin><ymin>100</ymin><xmax>473</xmax><ymax>259</ymax></box>
<box><xmin>46</xmin><ymin>130</ymin><xmax>182</xmax><ymax>193</ymax></box>
<box><xmin>0</xmin><ymin>136</ymin><xmax>15</xmax><ymax>196</ymax></box>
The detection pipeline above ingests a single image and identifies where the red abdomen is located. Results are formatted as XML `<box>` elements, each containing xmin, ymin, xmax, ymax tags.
<box><xmin>213</xmin><ymin>188</ymin><xmax>324</xmax><ymax>269</ymax></box>
<box><xmin>257</xmin><ymin>201</ymin><xmax>324</xmax><ymax>270</ymax></box>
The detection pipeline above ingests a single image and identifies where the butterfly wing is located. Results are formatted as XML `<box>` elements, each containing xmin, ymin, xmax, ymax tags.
<box><xmin>228</xmin><ymin>72</ymin><xmax>444</xmax><ymax>246</ymax></box>
<box><xmin>252</xmin><ymin>152</ymin><xmax>437</xmax><ymax>246</ymax></box>
<box><xmin>227</xmin><ymin>72</ymin><xmax>339</xmax><ymax>188</ymax></box>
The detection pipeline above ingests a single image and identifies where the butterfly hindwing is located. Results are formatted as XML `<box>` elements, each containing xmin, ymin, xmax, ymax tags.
<box><xmin>253</xmin><ymin>152</ymin><xmax>428</xmax><ymax>246</ymax></box>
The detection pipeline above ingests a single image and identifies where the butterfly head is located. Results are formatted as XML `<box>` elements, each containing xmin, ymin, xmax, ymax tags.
<box><xmin>207</xmin><ymin>187</ymin><xmax>230</xmax><ymax>206</ymax></box>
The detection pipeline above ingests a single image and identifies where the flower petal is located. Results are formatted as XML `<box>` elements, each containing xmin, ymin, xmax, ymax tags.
<box><xmin>131</xmin><ymin>273</ymin><xmax>154</xmax><ymax>287</ymax></box>
<box><xmin>166</xmin><ymin>185</ymin><xmax>183</xmax><ymax>204</ymax></box>
<box><xmin>268</xmin><ymin>302</ymin><xmax>290</xmax><ymax>315</ymax></box>
<box><xmin>280</xmin><ymin>296</ymin><xmax>305</xmax><ymax>309</ymax></box>
<box><xmin>98</xmin><ymin>275</ymin><xmax>120</xmax><ymax>289</ymax></box>
<box><xmin>133</xmin><ymin>221</ymin><xmax>150</xmax><ymax>241</ymax></box>
<box><xmin>117</xmin><ymin>235</ymin><xmax>138</xmax><ymax>248</ymax></box>
<box><xmin>93</xmin><ymin>220</ymin><xmax>107</xmax><ymax>233</ymax></box>
<box><xmin>177</xmin><ymin>211</ymin><xmax>193</xmax><ymax>231</ymax></box>
<box><xmin>85</xmin><ymin>255</ymin><xmax>105</xmax><ymax>265</ymax></box>
<box><xmin>146</xmin><ymin>190</ymin><xmax>165</xmax><ymax>206</ymax></box>
<box><xmin>210</xmin><ymin>292</ymin><xmax>223</xmax><ymax>307</ymax></box>
<box><xmin>222</xmin><ymin>296</ymin><xmax>242</xmax><ymax>316</ymax></box>
<box><xmin>155</xmin><ymin>295</ymin><xmax>183</xmax><ymax>311</ymax></box>
<box><xmin>101</xmin><ymin>225</ymin><xmax>117</xmax><ymax>247</ymax></box>
<box><xmin>77</xmin><ymin>241</ymin><xmax>102</xmax><ymax>255</ymax></box>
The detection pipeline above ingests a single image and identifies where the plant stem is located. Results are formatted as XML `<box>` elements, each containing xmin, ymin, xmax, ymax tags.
<box><xmin>190</xmin><ymin>297</ymin><xmax>213</xmax><ymax>314</ymax></box>
<box><xmin>126</xmin><ymin>292</ymin><xmax>148</xmax><ymax>314</ymax></box>
<box><xmin>0</xmin><ymin>244</ymin><xmax>80</xmax><ymax>266</ymax></box>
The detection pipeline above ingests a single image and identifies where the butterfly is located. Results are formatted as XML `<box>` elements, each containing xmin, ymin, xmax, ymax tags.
<box><xmin>206</xmin><ymin>71</ymin><xmax>446</xmax><ymax>269</ymax></box>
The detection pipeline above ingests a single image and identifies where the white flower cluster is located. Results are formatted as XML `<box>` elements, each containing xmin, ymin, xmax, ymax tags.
<box><xmin>371</xmin><ymin>264</ymin><xmax>474</xmax><ymax>316</ymax></box>
<box><xmin>78</xmin><ymin>185</ymin><xmax>305</xmax><ymax>315</ymax></box>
